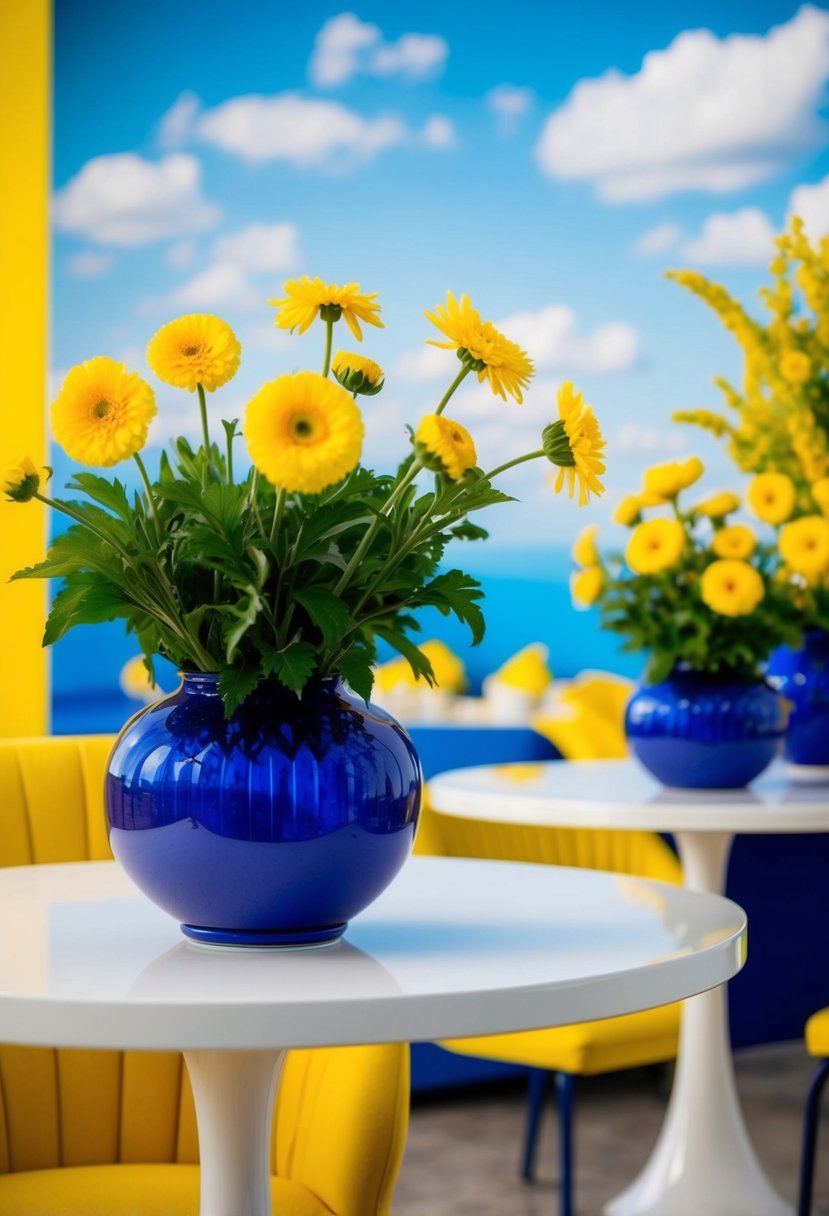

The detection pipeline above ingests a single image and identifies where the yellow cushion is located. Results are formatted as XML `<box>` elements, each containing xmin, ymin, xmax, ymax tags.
<box><xmin>533</xmin><ymin>673</ymin><xmax>633</xmax><ymax>761</ymax></box>
<box><xmin>805</xmin><ymin>1007</ymin><xmax>829</xmax><ymax>1058</ymax></box>
<box><xmin>0</xmin><ymin>1163</ymin><xmax>334</xmax><ymax>1216</ymax></box>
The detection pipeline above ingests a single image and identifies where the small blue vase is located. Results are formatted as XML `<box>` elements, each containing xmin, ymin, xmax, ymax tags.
<box><xmin>625</xmin><ymin>668</ymin><xmax>786</xmax><ymax>789</ymax></box>
<box><xmin>106</xmin><ymin>673</ymin><xmax>422</xmax><ymax>947</ymax></box>
<box><xmin>766</xmin><ymin>631</ymin><xmax>829</xmax><ymax>776</ymax></box>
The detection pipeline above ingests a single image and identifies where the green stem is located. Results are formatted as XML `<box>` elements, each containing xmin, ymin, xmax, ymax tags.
<box><xmin>35</xmin><ymin>493</ymin><xmax>132</xmax><ymax>560</ymax></box>
<box><xmin>322</xmin><ymin>319</ymin><xmax>334</xmax><ymax>378</ymax></box>
<box><xmin>133</xmin><ymin>453</ymin><xmax>161</xmax><ymax>536</ymax></box>
<box><xmin>484</xmin><ymin>449</ymin><xmax>545</xmax><ymax>481</ymax></box>
<box><xmin>197</xmin><ymin>383</ymin><xmax>210</xmax><ymax>452</ymax></box>
<box><xmin>226</xmin><ymin>431</ymin><xmax>234</xmax><ymax>485</ymax></box>
<box><xmin>435</xmin><ymin>364</ymin><xmax>472</xmax><ymax>415</ymax></box>
<box><xmin>270</xmin><ymin>487</ymin><xmax>285</xmax><ymax>544</ymax></box>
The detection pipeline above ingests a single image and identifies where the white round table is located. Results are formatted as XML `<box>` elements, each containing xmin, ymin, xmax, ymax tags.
<box><xmin>0</xmin><ymin>856</ymin><xmax>745</xmax><ymax>1216</ymax></box>
<box><xmin>429</xmin><ymin>758</ymin><xmax>829</xmax><ymax>1216</ymax></box>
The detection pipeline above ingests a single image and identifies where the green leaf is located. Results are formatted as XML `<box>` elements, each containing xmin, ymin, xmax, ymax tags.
<box><xmin>417</xmin><ymin>568</ymin><xmax>486</xmax><ymax>646</ymax></box>
<box><xmin>218</xmin><ymin>665</ymin><xmax>261</xmax><ymax>716</ymax></box>
<box><xmin>263</xmin><ymin>641</ymin><xmax>316</xmax><ymax>694</ymax></box>
<box><xmin>338</xmin><ymin>646</ymin><xmax>375</xmax><ymax>703</ymax></box>
<box><xmin>373</xmin><ymin>625</ymin><xmax>435</xmax><ymax>686</ymax></box>
<box><xmin>222</xmin><ymin>586</ymin><xmax>264</xmax><ymax>663</ymax></box>
<box><xmin>450</xmin><ymin>520</ymin><xmax>489</xmax><ymax>542</ymax></box>
<box><xmin>43</xmin><ymin>580</ymin><xmax>133</xmax><ymax>645</ymax></box>
<box><xmin>293</xmin><ymin>587</ymin><xmax>351</xmax><ymax>648</ymax></box>
<box><xmin>68</xmin><ymin>473</ymin><xmax>132</xmax><ymax>520</ymax></box>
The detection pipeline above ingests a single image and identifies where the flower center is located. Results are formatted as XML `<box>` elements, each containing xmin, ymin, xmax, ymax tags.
<box><xmin>93</xmin><ymin>399</ymin><xmax>112</xmax><ymax>419</ymax></box>
<box><xmin>289</xmin><ymin>413</ymin><xmax>320</xmax><ymax>442</ymax></box>
<box><xmin>182</xmin><ymin>344</ymin><xmax>202</xmax><ymax>357</ymax></box>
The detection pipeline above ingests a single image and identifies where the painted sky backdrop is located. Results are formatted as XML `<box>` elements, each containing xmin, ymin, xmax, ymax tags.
<box><xmin>53</xmin><ymin>0</ymin><xmax>829</xmax><ymax>563</ymax></box>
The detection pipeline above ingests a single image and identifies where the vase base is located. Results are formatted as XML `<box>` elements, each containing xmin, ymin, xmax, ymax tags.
<box><xmin>181</xmin><ymin>921</ymin><xmax>346</xmax><ymax>949</ymax></box>
<box><xmin>784</xmin><ymin>762</ymin><xmax>829</xmax><ymax>784</ymax></box>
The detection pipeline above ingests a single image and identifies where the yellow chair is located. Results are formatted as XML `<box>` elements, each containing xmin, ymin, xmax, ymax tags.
<box><xmin>798</xmin><ymin>1006</ymin><xmax>829</xmax><ymax>1216</ymax></box>
<box><xmin>0</xmin><ymin>735</ymin><xmax>410</xmax><ymax>1216</ymax></box>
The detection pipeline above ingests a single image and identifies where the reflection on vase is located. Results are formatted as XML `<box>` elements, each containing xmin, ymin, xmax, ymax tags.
<box><xmin>767</xmin><ymin>631</ymin><xmax>829</xmax><ymax>776</ymax></box>
<box><xmin>106</xmin><ymin>674</ymin><xmax>422</xmax><ymax>947</ymax></box>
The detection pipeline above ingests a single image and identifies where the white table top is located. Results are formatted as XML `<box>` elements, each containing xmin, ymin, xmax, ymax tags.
<box><xmin>429</xmin><ymin>759</ymin><xmax>829</xmax><ymax>833</ymax></box>
<box><xmin>0</xmin><ymin>858</ymin><xmax>745</xmax><ymax>1052</ymax></box>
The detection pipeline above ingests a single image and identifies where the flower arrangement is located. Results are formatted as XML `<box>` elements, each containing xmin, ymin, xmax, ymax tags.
<box><xmin>571</xmin><ymin>457</ymin><xmax>802</xmax><ymax>683</ymax></box>
<box><xmin>5</xmin><ymin>278</ymin><xmax>606</xmax><ymax>714</ymax></box>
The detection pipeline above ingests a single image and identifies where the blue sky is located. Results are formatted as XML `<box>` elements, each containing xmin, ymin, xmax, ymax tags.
<box><xmin>53</xmin><ymin>0</ymin><xmax>829</xmax><ymax>560</ymax></box>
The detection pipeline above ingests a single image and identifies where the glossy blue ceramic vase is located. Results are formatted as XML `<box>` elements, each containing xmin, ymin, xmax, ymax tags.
<box><xmin>625</xmin><ymin>668</ymin><xmax>787</xmax><ymax>789</ymax></box>
<box><xmin>106</xmin><ymin>673</ymin><xmax>422</xmax><ymax>947</ymax></box>
<box><xmin>766</xmin><ymin>631</ymin><xmax>829</xmax><ymax>776</ymax></box>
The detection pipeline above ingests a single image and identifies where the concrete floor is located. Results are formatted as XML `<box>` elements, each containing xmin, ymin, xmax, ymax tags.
<box><xmin>393</xmin><ymin>1041</ymin><xmax>828</xmax><ymax>1215</ymax></box>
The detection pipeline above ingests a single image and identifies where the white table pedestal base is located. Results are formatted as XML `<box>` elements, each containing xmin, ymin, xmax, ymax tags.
<box><xmin>604</xmin><ymin>831</ymin><xmax>792</xmax><ymax>1216</ymax></box>
<box><xmin>185</xmin><ymin>1048</ymin><xmax>285</xmax><ymax>1216</ymax></box>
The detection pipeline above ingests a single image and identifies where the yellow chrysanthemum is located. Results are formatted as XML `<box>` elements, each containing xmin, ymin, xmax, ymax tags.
<box><xmin>572</xmin><ymin>524</ymin><xmax>600</xmax><ymax>567</ymax></box>
<box><xmin>52</xmin><ymin>357</ymin><xmax>156</xmax><ymax>468</ymax></box>
<box><xmin>425</xmin><ymin>291</ymin><xmax>534</xmax><ymax>403</ymax></box>
<box><xmin>812</xmin><ymin>477</ymin><xmax>829</xmax><ymax>517</ymax></box>
<box><xmin>692</xmin><ymin>491</ymin><xmax>740</xmax><ymax>520</ymax></box>
<box><xmin>779</xmin><ymin>515</ymin><xmax>829</xmax><ymax>578</ymax></box>
<box><xmin>243</xmin><ymin>371</ymin><xmax>364</xmax><ymax>495</ymax></box>
<box><xmin>701</xmin><ymin>560</ymin><xmax>764</xmax><ymax>617</ymax></box>
<box><xmin>626</xmin><ymin>519</ymin><xmax>685</xmax><ymax>575</ymax></box>
<box><xmin>711</xmin><ymin>524</ymin><xmax>757</xmax><ymax>560</ymax></box>
<box><xmin>546</xmin><ymin>382</ymin><xmax>606</xmax><ymax>507</ymax></box>
<box><xmin>271</xmin><ymin>277</ymin><xmax>383</xmax><ymax>341</ymax></box>
<box><xmin>331</xmin><ymin>351</ymin><xmax>384</xmax><ymax>395</ymax></box>
<box><xmin>3</xmin><ymin>455</ymin><xmax>41</xmax><ymax>503</ymax></box>
<box><xmin>747</xmin><ymin>472</ymin><xmax>796</xmax><ymax>525</ymax></box>
<box><xmin>414</xmin><ymin>414</ymin><xmax>477</xmax><ymax>481</ymax></box>
<box><xmin>613</xmin><ymin>495</ymin><xmax>643</xmax><ymax>526</ymax></box>
<box><xmin>642</xmin><ymin>456</ymin><xmax>704</xmax><ymax>500</ymax></box>
<box><xmin>779</xmin><ymin>349</ymin><xmax>812</xmax><ymax>385</ymax></box>
<box><xmin>571</xmin><ymin>565</ymin><xmax>604</xmax><ymax>607</ymax></box>
<box><xmin>146</xmin><ymin>315</ymin><xmax>241</xmax><ymax>392</ymax></box>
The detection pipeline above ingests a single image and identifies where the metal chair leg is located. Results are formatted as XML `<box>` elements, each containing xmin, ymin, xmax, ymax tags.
<box><xmin>557</xmin><ymin>1071</ymin><xmax>575</xmax><ymax>1216</ymax></box>
<box><xmin>798</xmin><ymin>1058</ymin><xmax>829</xmax><ymax>1216</ymax></box>
<box><xmin>521</xmin><ymin>1067</ymin><xmax>550</xmax><ymax>1180</ymax></box>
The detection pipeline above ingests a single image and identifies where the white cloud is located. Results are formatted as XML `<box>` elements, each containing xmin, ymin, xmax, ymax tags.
<box><xmin>167</xmin><ymin>263</ymin><xmax>263</xmax><ymax>312</ymax></box>
<box><xmin>65</xmin><ymin>250</ymin><xmax>113</xmax><ymax>278</ymax></box>
<box><xmin>166</xmin><ymin>241</ymin><xmax>196</xmax><ymax>268</ymax></box>
<box><xmin>789</xmin><ymin>173</ymin><xmax>829</xmax><ymax>237</ymax></box>
<box><xmin>158</xmin><ymin>91</ymin><xmax>201</xmax><ymax>149</ymax></box>
<box><xmin>535</xmin><ymin>6</ymin><xmax>829</xmax><ymax>201</ymax></box>
<box><xmin>395</xmin><ymin>344</ymin><xmax>458</xmax><ymax>381</ymax></box>
<box><xmin>419</xmin><ymin>115</ymin><xmax>457</xmax><ymax>149</ymax></box>
<box><xmin>212</xmin><ymin>222</ymin><xmax>300</xmax><ymax>272</ymax></box>
<box><xmin>681</xmin><ymin>207</ymin><xmax>776</xmax><ymax>264</ymax></box>
<box><xmin>243</xmin><ymin>322</ymin><xmax>299</xmax><ymax>353</ymax></box>
<box><xmin>309</xmin><ymin>13</ymin><xmax>447</xmax><ymax>87</ymax></box>
<box><xmin>486</xmin><ymin>84</ymin><xmax>534</xmax><ymax>132</ymax></box>
<box><xmin>497</xmin><ymin>305</ymin><xmax>639</xmax><ymax>373</ymax></box>
<box><xmin>54</xmin><ymin>153</ymin><xmax>220</xmax><ymax>245</ymax></box>
<box><xmin>613</xmin><ymin>422</ymin><xmax>688</xmax><ymax>456</ymax></box>
<box><xmin>634</xmin><ymin>222</ymin><xmax>682</xmax><ymax>256</ymax></box>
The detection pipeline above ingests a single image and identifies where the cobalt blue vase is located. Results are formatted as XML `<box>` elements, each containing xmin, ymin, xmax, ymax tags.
<box><xmin>625</xmin><ymin>668</ymin><xmax>787</xmax><ymax>789</ymax></box>
<box><xmin>766</xmin><ymin>631</ymin><xmax>829</xmax><ymax>777</ymax></box>
<box><xmin>106</xmin><ymin>673</ymin><xmax>422</xmax><ymax>947</ymax></box>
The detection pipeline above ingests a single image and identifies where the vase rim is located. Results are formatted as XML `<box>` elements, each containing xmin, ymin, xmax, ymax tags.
<box><xmin>178</xmin><ymin>670</ymin><xmax>343</xmax><ymax>687</ymax></box>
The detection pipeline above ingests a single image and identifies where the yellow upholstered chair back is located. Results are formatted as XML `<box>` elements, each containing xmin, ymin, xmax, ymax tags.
<box><xmin>0</xmin><ymin>736</ymin><xmax>408</xmax><ymax>1216</ymax></box>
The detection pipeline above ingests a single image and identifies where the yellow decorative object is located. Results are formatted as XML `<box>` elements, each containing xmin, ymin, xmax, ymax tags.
<box><xmin>626</xmin><ymin>518</ymin><xmax>685</xmax><ymax>575</ymax></box>
<box><xmin>420</xmin><ymin>640</ymin><xmax>466</xmax><ymax>692</ymax></box>
<box><xmin>711</xmin><ymin>525</ymin><xmax>757</xmax><ymax>560</ymax></box>
<box><xmin>550</xmin><ymin>381</ymin><xmax>606</xmax><ymax>507</ymax></box>
<box><xmin>414</xmin><ymin>414</ymin><xmax>477</xmax><ymax>480</ymax></box>
<box><xmin>692</xmin><ymin>491</ymin><xmax>741</xmax><ymax>519</ymax></box>
<box><xmin>779</xmin><ymin>515</ymin><xmax>829</xmax><ymax>578</ymax></box>
<box><xmin>493</xmin><ymin>643</ymin><xmax>553</xmax><ymax>696</ymax></box>
<box><xmin>146</xmin><ymin>314</ymin><xmax>241</xmax><ymax>392</ymax></box>
<box><xmin>533</xmin><ymin>672</ymin><xmax>633</xmax><ymax>760</ymax></box>
<box><xmin>571</xmin><ymin>566</ymin><xmax>604</xmax><ymax>607</ymax></box>
<box><xmin>425</xmin><ymin>290</ymin><xmax>534</xmax><ymax>403</ymax></box>
<box><xmin>243</xmin><ymin>371</ymin><xmax>364</xmax><ymax>495</ymax></box>
<box><xmin>701</xmin><ymin>559</ymin><xmax>765</xmax><ymax>617</ymax></box>
<box><xmin>571</xmin><ymin>524</ymin><xmax>599</xmax><ymax>567</ymax></box>
<box><xmin>271</xmin><ymin>277</ymin><xmax>384</xmax><ymax>341</ymax></box>
<box><xmin>52</xmin><ymin>357</ymin><xmax>157</xmax><ymax>468</ymax></box>
<box><xmin>747</xmin><ymin>472</ymin><xmax>796</xmax><ymax>524</ymax></box>
<box><xmin>642</xmin><ymin>456</ymin><xmax>704</xmax><ymax>499</ymax></box>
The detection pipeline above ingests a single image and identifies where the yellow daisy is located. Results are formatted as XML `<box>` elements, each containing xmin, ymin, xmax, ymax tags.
<box><xmin>747</xmin><ymin>472</ymin><xmax>796</xmax><ymax>525</ymax></box>
<box><xmin>544</xmin><ymin>382</ymin><xmax>606</xmax><ymax>506</ymax></box>
<box><xmin>415</xmin><ymin>414</ymin><xmax>477</xmax><ymax>481</ymax></box>
<box><xmin>642</xmin><ymin>456</ymin><xmax>704</xmax><ymax>500</ymax></box>
<box><xmin>626</xmin><ymin>519</ymin><xmax>685</xmax><ymax>575</ymax></box>
<box><xmin>779</xmin><ymin>515</ymin><xmax>829</xmax><ymax>578</ymax></box>
<box><xmin>701</xmin><ymin>559</ymin><xmax>764</xmax><ymax>617</ymax></box>
<box><xmin>572</xmin><ymin>524</ymin><xmax>600</xmax><ymax>567</ymax></box>
<box><xmin>425</xmin><ymin>291</ymin><xmax>534</xmax><ymax>403</ymax></box>
<box><xmin>146</xmin><ymin>314</ymin><xmax>241</xmax><ymax>392</ymax></box>
<box><xmin>271</xmin><ymin>277</ymin><xmax>383</xmax><ymax>341</ymax></box>
<box><xmin>692</xmin><ymin>491</ymin><xmax>740</xmax><ymax>520</ymax></box>
<box><xmin>331</xmin><ymin>351</ymin><xmax>385</xmax><ymax>396</ymax></box>
<box><xmin>711</xmin><ymin>524</ymin><xmax>757</xmax><ymax>560</ymax></box>
<box><xmin>3</xmin><ymin>455</ymin><xmax>42</xmax><ymax>502</ymax></box>
<box><xmin>243</xmin><ymin>371</ymin><xmax>364</xmax><ymax>495</ymax></box>
<box><xmin>52</xmin><ymin>357</ymin><xmax>156</xmax><ymax>468</ymax></box>
<box><xmin>571</xmin><ymin>566</ymin><xmax>604</xmax><ymax>607</ymax></box>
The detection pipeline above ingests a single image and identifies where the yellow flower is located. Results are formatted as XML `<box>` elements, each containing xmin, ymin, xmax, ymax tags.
<box><xmin>425</xmin><ymin>291</ymin><xmax>534</xmax><ymax>403</ymax></box>
<box><xmin>146</xmin><ymin>314</ymin><xmax>241</xmax><ymax>392</ymax></box>
<box><xmin>571</xmin><ymin>565</ymin><xmax>604</xmax><ymax>607</ymax></box>
<box><xmin>711</xmin><ymin>524</ymin><xmax>757</xmax><ymax>560</ymax></box>
<box><xmin>243</xmin><ymin>371</ymin><xmax>364</xmax><ymax>495</ymax></box>
<box><xmin>546</xmin><ymin>382</ymin><xmax>606</xmax><ymax>507</ymax></box>
<box><xmin>811</xmin><ymin>477</ymin><xmax>829</xmax><ymax>517</ymax></box>
<box><xmin>701</xmin><ymin>559</ymin><xmax>764</xmax><ymax>617</ymax></box>
<box><xmin>626</xmin><ymin>519</ymin><xmax>685</xmax><ymax>575</ymax></box>
<box><xmin>414</xmin><ymin>414</ymin><xmax>477</xmax><ymax>481</ymax></box>
<box><xmin>271</xmin><ymin>277</ymin><xmax>383</xmax><ymax>341</ymax></box>
<box><xmin>613</xmin><ymin>495</ymin><xmax>643</xmax><ymax>526</ymax></box>
<box><xmin>642</xmin><ymin>456</ymin><xmax>704</xmax><ymax>499</ymax></box>
<box><xmin>3</xmin><ymin>456</ymin><xmax>42</xmax><ymax>502</ymax></box>
<box><xmin>331</xmin><ymin>351</ymin><xmax>384</xmax><ymax>396</ymax></box>
<box><xmin>747</xmin><ymin>472</ymin><xmax>796</xmax><ymax>524</ymax></box>
<box><xmin>779</xmin><ymin>349</ymin><xmax>812</xmax><ymax>385</ymax></box>
<box><xmin>52</xmin><ymin>357</ymin><xmax>156</xmax><ymax>467</ymax></box>
<box><xmin>572</xmin><ymin>524</ymin><xmax>600</xmax><ymax>567</ymax></box>
<box><xmin>692</xmin><ymin>491</ymin><xmax>740</xmax><ymax>520</ymax></box>
<box><xmin>779</xmin><ymin>515</ymin><xmax>829</xmax><ymax>578</ymax></box>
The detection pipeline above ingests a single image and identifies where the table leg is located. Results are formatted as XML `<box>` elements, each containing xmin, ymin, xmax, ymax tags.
<box><xmin>605</xmin><ymin>830</ymin><xmax>792</xmax><ymax>1216</ymax></box>
<box><xmin>184</xmin><ymin>1048</ymin><xmax>285</xmax><ymax>1216</ymax></box>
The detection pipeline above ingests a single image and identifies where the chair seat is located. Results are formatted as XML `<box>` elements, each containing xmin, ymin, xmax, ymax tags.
<box><xmin>0</xmin><ymin>1163</ymin><xmax>334</xmax><ymax>1216</ymax></box>
<box><xmin>805</xmin><ymin>1007</ymin><xmax>829</xmax><ymax>1059</ymax></box>
<box><xmin>441</xmin><ymin>1001</ymin><xmax>682</xmax><ymax>1076</ymax></box>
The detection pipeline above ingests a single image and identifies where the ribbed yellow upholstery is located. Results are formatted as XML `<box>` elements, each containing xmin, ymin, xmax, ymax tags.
<box><xmin>805</xmin><ymin>1008</ymin><xmax>829</xmax><ymax>1059</ymax></box>
<box><xmin>0</xmin><ymin>735</ymin><xmax>409</xmax><ymax>1216</ymax></box>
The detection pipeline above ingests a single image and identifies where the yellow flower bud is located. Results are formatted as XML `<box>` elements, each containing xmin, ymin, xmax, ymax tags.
<box><xmin>3</xmin><ymin>456</ymin><xmax>41</xmax><ymax>503</ymax></box>
<box><xmin>642</xmin><ymin>456</ymin><xmax>704</xmax><ymax>500</ymax></box>
<box><xmin>571</xmin><ymin>566</ymin><xmax>604</xmax><ymax>608</ymax></box>
<box><xmin>613</xmin><ymin>495</ymin><xmax>643</xmax><ymax>526</ymax></box>
<box><xmin>571</xmin><ymin>524</ymin><xmax>599</xmax><ymax>567</ymax></box>
<box><xmin>691</xmin><ymin>491</ymin><xmax>740</xmax><ymax>520</ymax></box>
